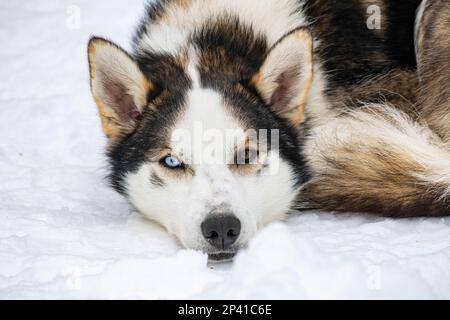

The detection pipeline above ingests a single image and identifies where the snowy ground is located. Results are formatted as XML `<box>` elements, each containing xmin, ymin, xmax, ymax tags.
<box><xmin>1</xmin><ymin>0</ymin><xmax>450</xmax><ymax>299</ymax></box>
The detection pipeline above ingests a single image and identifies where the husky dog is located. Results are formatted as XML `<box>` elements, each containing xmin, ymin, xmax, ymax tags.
<box><xmin>88</xmin><ymin>0</ymin><xmax>450</xmax><ymax>260</ymax></box>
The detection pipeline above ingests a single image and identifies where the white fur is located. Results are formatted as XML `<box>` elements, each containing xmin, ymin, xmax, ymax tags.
<box><xmin>306</xmin><ymin>103</ymin><xmax>450</xmax><ymax>199</ymax></box>
<box><xmin>126</xmin><ymin>0</ymin><xmax>328</xmax><ymax>252</ymax></box>
<box><xmin>414</xmin><ymin>0</ymin><xmax>428</xmax><ymax>59</ymax></box>
<box><xmin>137</xmin><ymin>0</ymin><xmax>308</xmax><ymax>55</ymax></box>
<box><xmin>91</xmin><ymin>40</ymin><xmax>149</xmax><ymax>113</ymax></box>
<box><xmin>125</xmin><ymin>64</ymin><xmax>298</xmax><ymax>252</ymax></box>
<box><xmin>137</xmin><ymin>0</ymin><xmax>332</xmax><ymax>131</ymax></box>
<box><xmin>305</xmin><ymin>64</ymin><xmax>336</xmax><ymax>127</ymax></box>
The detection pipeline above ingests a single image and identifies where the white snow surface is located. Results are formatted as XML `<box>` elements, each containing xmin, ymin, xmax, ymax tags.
<box><xmin>1</xmin><ymin>0</ymin><xmax>450</xmax><ymax>299</ymax></box>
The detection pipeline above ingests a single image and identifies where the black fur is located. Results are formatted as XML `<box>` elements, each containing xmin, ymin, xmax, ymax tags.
<box><xmin>107</xmin><ymin>65</ymin><xmax>189</xmax><ymax>193</ymax></box>
<box><xmin>303</xmin><ymin>0</ymin><xmax>422</xmax><ymax>91</ymax></box>
<box><xmin>150</xmin><ymin>172</ymin><xmax>166</xmax><ymax>187</ymax></box>
<box><xmin>384</xmin><ymin>0</ymin><xmax>422</xmax><ymax>67</ymax></box>
<box><xmin>109</xmin><ymin>13</ymin><xmax>312</xmax><ymax>192</ymax></box>
<box><xmin>108</xmin><ymin>0</ymin><xmax>422</xmax><ymax>194</ymax></box>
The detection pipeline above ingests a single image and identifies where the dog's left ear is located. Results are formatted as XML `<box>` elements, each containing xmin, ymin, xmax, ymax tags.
<box><xmin>252</xmin><ymin>28</ymin><xmax>313</xmax><ymax>126</ymax></box>
<box><xmin>88</xmin><ymin>37</ymin><xmax>153</xmax><ymax>141</ymax></box>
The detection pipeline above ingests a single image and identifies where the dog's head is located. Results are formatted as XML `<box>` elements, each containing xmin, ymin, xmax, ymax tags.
<box><xmin>87</xmin><ymin>28</ymin><xmax>313</xmax><ymax>260</ymax></box>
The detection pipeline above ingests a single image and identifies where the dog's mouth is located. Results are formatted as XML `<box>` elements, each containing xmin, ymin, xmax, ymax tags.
<box><xmin>207</xmin><ymin>252</ymin><xmax>237</xmax><ymax>262</ymax></box>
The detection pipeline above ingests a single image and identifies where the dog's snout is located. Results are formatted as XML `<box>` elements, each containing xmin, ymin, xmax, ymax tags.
<box><xmin>201</xmin><ymin>215</ymin><xmax>241</xmax><ymax>250</ymax></box>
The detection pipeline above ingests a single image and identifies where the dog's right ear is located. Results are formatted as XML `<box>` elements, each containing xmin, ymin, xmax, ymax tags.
<box><xmin>88</xmin><ymin>37</ymin><xmax>153</xmax><ymax>141</ymax></box>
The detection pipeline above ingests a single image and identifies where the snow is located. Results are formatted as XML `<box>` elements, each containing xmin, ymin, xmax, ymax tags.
<box><xmin>1</xmin><ymin>0</ymin><xmax>450</xmax><ymax>299</ymax></box>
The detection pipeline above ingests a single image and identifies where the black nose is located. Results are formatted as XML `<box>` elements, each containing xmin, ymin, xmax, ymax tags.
<box><xmin>201</xmin><ymin>215</ymin><xmax>241</xmax><ymax>250</ymax></box>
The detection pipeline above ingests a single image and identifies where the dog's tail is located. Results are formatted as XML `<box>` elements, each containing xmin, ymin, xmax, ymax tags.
<box><xmin>300</xmin><ymin>104</ymin><xmax>450</xmax><ymax>217</ymax></box>
<box><xmin>300</xmin><ymin>0</ymin><xmax>450</xmax><ymax>218</ymax></box>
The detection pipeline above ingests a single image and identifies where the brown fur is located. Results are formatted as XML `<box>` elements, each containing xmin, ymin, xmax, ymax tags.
<box><xmin>88</xmin><ymin>38</ymin><xmax>153</xmax><ymax>142</ymax></box>
<box><xmin>89</xmin><ymin>0</ymin><xmax>450</xmax><ymax>219</ymax></box>
<box><xmin>251</xmin><ymin>28</ymin><xmax>313</xmax><ymax>126</ymax></box>
<box><xmin>298</xmin><ymin>1</ymin><xmax>450</xmax><ymax>217</ymax></box>
<box><xmin>298</xmin><ymin>0</ymin><xmax>450</xmax><ymax>217</ymax></box>
<box><xmin>330</xmin><ymin>68</ymin><xmax>419</xmax><ymax>117</ymax></box>
<box><xmin>416</xmin><ymin>0</ymin><xmax>450</xmax><ymax>143</ymax></box>
<box><xmin>299</xmin><ymin>106</ymin><xmax>450</xmax><ymax>217</ymax></box>
<box><xmin>195</xmin><ymin>17</ymin><xmax>267</xmax><ymax>83</ymax></box>
<box><xmin>300</xmin><ymin>149</ymin><xmax>450</xmax><ymax>217</ymax></box>
<box><xmin>229</xmin><ymin>139</ymin><xmax>265</xmax><ymax>176</ymax></box>
<box><xmin>150</xmin><ymin>0</ymin><xmax>193</xmax><ymax>23</ymax></box>
<box><xmin>306</xmin><ymin>0</ymin><xmax>392</xmax><ymax>80</ymax></box>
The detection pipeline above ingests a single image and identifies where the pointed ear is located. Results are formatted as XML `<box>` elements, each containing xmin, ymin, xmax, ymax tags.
<box><xmin>251</xmin><ymin>28</ymin><xmax>313</xmax><ymax>126</ymax></box>
<box><xmin>88</xmin><ymin>37</ymin><xmax>152</xmax><ymax>140</ymax></box>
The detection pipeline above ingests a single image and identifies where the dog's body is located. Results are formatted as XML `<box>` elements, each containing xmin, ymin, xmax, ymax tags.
<box><xmin>88</xmin><ymin>0</ymin><xmax>450</xmax><ymax>259</ymax></box>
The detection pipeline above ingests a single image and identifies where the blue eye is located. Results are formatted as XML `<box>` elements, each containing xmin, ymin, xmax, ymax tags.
<box><xmin>162</xmin><ymin>155</ymin><xmax>182</xmax><ymax>169</ymax></box>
